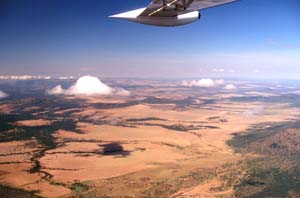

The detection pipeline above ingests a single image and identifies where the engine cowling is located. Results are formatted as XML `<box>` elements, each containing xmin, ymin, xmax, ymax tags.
<box><xmin>110</xmin><ymin>8</ymin><xmax>201</xmax><ymax>27</ymax></box>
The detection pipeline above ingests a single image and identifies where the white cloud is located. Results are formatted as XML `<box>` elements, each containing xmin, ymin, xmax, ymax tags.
<box><xmin>0</xmin><ymin>75</ymin><xmax>51</xmax><ymax>80</ymax></box>
<box><xmin>47</xmin><ymin>76</ymin><xmax>130</xmax><ymax>96</ymax></box>
<box><xmin>182</xmin><ymin>78</ymin><xmax>224</xmax><ymax>88</ymax></box>
<box><xmin>182</xmin><ymin>79</ymin><xmax>238</xmax><ymax>91</ymax></box>
<box><xmin>66</xmin><ymin>76</ymin><xmax>112</xmax><ymax>95</ymax></box>
<box><xmin>0</xmin><ymin>91</ymin><xmax>8</xmax><ymax>99</ymax></box>
<box><xmin>47</xmin><ymin>85</ymin><xmax>64</xmax><ymax>95</ymax></box>
<box><xmin>215</xmin><ymin>79</ymin><xmax>225</xmax><ymax>85</ymax></box>
<box><xmin>114</xmin><ymin>88</ymin><xmax>131</xmax><ymax>96</ymax></box>
<box><xmin>224</xmin><ymin>84</ymin><xmax>237</xmax><ymax>90</ymax></box>
<box><xmin>58</xmin><ymin>76</ymin><xmax>75</xmax><ymax>80</ymax></box>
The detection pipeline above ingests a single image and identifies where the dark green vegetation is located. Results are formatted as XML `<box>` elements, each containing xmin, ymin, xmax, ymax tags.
<box><xmin>0</xmin><ymin>114</ymin><xmax>79</xmax><ymax>147</ymax></box>
<box><xmin>126</xmin><ymin>117</ymin><xmax>166</xmax><ymax>122</ymax></box>
<box><xmin>71</xmin><ymin>182</ymin><xmax>90</xmax><ymax>195</ymax></box>
<box><xmin>228</xmin><ymin>121</ymin><xmax>300</xmax><ymax>198</ymax></box>
<box><xmin>0</xmin><ymin>184</ymin><xmax>40</xmax><ymax>198</ymax></box>
<box><xmin>92</xmin><ymin>96</ymin><xmax>215</xmax><ymax>110</ymax></box>
<box><xmin>136</xmin><ymin>122</ymin><xmax>218</xmax><ymax>132</ymax></box>
<box><xmin>0</xmin><ymin>92</ymin><xmax>85</xmax><ymax>196</ymax></box>
<box><xmin>0</xmin><ymin>111</ymin><xmax>81</xmax><ymax>174</ymax></box>
<box><xmin>76</xmin><ymin>167</ymin><xmax>215</xmax><ymax>198</ymax></box>
<box><xmin>142</xmin><ymin>170</ymin><xmax>214</xmax><ymax>198</ymax></box>
<box><xmin>229</xmin><ymin>94</ymin><xmax>300</xmax><ymax>108</ymax></box>
<box><xmin>234</xmin><ymin>158</ymin><xmax>300</xmax><ymax>198</ymax></box>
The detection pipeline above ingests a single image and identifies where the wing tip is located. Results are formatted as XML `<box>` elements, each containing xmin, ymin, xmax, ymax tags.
<box><xmin>109</xmin><ymin>8</ymin><xmax>147</xmax><ymax>19</ymax></box>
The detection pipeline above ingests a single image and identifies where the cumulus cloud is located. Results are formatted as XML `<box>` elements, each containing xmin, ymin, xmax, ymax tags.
<box><xmin>47</xmin><ymin>85</ymin><xmax>64</xmax><ymax>95</ymax></box>
<box><xmin>224</xmin><ymin>84</ymin><xmax>237</xmax><ymax>90</ymax></box>
<box><xmin>65</xmin><ymin>76</ymin><xmax>113</xmax><ymax>95</ymax></box>
<box><xmin>114</xmin><ymin>88</ymin><xmax>131</xmax><ymax>96</ymax></box>
<box><xmin>0</xmin><ymin>90</ymin><xmax>8</xmax><ymax>99</ymax></box>
<box><xmin>47</xmin><ymin>76</ymin><xmax>130</xmax><ymax>96</ymax></box>
<box><xmin>182</xmin><ymin>78</ymin><xmax>224</xmax><ymax>88</ymax></box>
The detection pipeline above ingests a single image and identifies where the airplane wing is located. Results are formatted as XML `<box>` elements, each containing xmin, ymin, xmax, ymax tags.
<box><xmin>140</xmin><ymin>0</ymin><xmax>238</xmax><ymax>17</ymax></box>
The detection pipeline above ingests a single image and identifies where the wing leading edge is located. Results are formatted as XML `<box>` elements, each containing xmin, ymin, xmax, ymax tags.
<box><xmin>140</xmin><ymin>0</ymin><xmax>238</xmax><ymax>17</ymax></box>
<box><xmin>110</xmin><ymin>0</ymin><xmax>238</xmax><ymax>26</ymax></box>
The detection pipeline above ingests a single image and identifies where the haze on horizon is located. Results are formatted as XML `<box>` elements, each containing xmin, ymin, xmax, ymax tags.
<box><xmin>0</xmin><ymin>0</ymin><xmax>300</xmax><ymax>79</ymax></box>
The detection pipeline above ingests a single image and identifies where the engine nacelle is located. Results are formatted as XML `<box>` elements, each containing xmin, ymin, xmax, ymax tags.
<box><xmin>110</xmin><ymin>8</ymin><xmax>201</xmax><ymax>27</ymax></box>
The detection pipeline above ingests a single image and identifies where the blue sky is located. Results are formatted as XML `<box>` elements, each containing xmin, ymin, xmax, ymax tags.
<box><xmin>0</xmin><ymin>0</ymin><xmax>299</xmax><ymax>79</ymax></box>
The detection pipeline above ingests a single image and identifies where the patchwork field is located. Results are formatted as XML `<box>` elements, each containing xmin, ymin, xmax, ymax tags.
<box><xmin>0</xmin><ymin>79</ymin><xmax>299</xmax><ymax>197</ymax></box>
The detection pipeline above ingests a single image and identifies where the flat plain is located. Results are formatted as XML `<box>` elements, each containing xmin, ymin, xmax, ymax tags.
<box><xmin>0</xmin><ymin>79</ymin><xmax>299</xmax><ymax>198</ymax></box>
